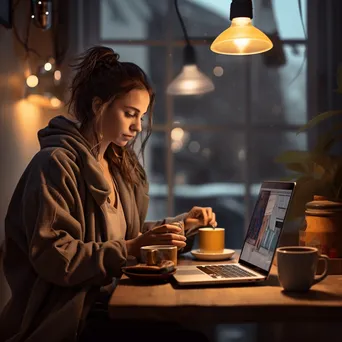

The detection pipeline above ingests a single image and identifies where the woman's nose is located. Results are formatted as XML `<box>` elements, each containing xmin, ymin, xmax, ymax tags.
<box><xmin>131</xmin><ymin>118</ymin><xmax>142</xmax><ymax>133</ymax></box>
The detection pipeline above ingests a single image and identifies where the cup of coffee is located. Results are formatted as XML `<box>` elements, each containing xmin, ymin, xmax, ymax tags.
<box><xmin>276</xmin><ymin>246</ymin><xmax>329</xmax><ymax>292</ymax></box>
<box><xmin>140</xmin><ymin>245</ymin><xmax>178</xmax><ymax>266</ymax></box>
<box><xmin>199</xmin><ymin>228</ymin><xmax>225</xmax><ymax>253</ymax></box>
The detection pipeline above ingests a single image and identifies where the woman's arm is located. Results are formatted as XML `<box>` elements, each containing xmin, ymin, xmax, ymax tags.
<box><xmin>142</xmin><ymin>212</ymin><xmax>188</xmax><ymax>233</ymax></box>
<box><xmin>23</xmin><ymin>152</ymin><xmax>127</xmax><ymax>287</ymax></box>
<box><xmin>142</xmin><ymin>213</ymin><xmax>195</xmax><ymax>254</ymax></box>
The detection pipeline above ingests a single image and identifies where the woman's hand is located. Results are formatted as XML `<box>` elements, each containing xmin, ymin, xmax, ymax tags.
<box><xmin>184</xmin><ymin>206</ymin><xmax>217</xmax><ymax>236</ymax></box>
<box><xmin>126</xmin><ymin>224</ymin><xmax>187</xmax><ymax>258</ymax></box>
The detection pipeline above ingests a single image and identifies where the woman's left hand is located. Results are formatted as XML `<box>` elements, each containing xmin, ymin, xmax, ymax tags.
<box><xmin>184</xmin><ymin>206</ymin><xmax>217</xmax><ymax>235</ymax></box>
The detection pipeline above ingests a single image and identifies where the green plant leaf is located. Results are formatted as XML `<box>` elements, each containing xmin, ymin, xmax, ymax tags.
<box><xmin>280</xmin><ymin>174</ymin><xmax>305</xmax><ymax>182</ymax></box>
<box><xmin>313</xmin><ymin>123</ymin><xmax>342</xmax><ymax>153</ymax></box>
<box><xmin>284</xmin><ymin>163</ymin><xmax>311</xmax><ymax>174</ymax></box>
<box><xmin>297</xmin><ymin>110</ymin><xmax>342</xmax><ymax>134</ymax></box>
<box><xmin>286</xmin><ymin>175</ymin><xmax>336</xmax><ymax>220</ymax></box>
<box><xmin>286</xmin><ymin>176</ymin><xmax>315</xmax><ymax>220</ymax></box>
<box><xmin>275</xmin><ymin>150</ymin><xmax>313</xmax><ymax>164</ymax></box>
<box><xmin>275</xmin><ymin>151</ymin><xmax>320</xmax><ymax>175</ymax></box>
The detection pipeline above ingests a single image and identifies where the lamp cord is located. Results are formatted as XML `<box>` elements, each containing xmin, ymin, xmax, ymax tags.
<box><xmin>175</xmin><ymin>0</ymin><xmax>191</xmax><ymax>46</ymax></box>
<box><xmin>298</xmin><ymin>0</ymin><xmax>307</xmax><ymax>40</ymax></box>
<box><xmin>288</xmin><ymin>0</ymin><xmax>307</xmax><ymax>86</ymax></box>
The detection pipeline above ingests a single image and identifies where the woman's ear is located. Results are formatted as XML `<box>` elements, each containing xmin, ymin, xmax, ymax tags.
<box><xmin>92</xmin><ymin>97</ymin><xmax>102</xmax><ymax>116</ymax></box>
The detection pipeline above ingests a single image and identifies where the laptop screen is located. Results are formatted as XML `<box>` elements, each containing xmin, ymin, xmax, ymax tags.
<box><xmin>239</xmin><ymin>181</ymin><xmax>295</xmax><ymax>275</ymax></box>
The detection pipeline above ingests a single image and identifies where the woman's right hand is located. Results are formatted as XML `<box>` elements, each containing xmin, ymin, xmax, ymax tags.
<box><xmin>126</xmin><ymin>224</ymin><xmax>186</xmax><ymax>258</ymax></box>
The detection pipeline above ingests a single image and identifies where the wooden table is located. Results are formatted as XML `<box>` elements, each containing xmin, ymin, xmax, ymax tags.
<box><xmin>109</xmin><ymin>253</ymin><xmax>342</xmax><ymax>324</ymax></box>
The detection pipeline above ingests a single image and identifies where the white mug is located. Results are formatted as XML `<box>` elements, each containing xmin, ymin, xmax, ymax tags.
<box><xmin>276</xmin><ymin>246</ymin><xmax>329</xmax><ymax>292</ymax></box>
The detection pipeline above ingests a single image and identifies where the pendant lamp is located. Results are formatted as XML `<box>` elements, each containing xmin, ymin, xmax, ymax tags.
<box><xmin>167</xmin><ymin>0</ymin><xmax>214</xmax><ymax>96</ymax></box>
<box><xmin>210</xmin><ymin>0</ymin><xmax>273</xmax><ymax>55</ymax></box>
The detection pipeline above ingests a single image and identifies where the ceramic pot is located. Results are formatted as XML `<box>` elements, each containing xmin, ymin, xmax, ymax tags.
<box><xmin>299</xmin><ymin>195</ymin><xmax>342</xmax><ymax>258</ymax></box>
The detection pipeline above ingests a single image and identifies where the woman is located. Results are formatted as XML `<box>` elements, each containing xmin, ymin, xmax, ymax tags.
<box><xmin>0</xmin><ymin>46</ymin><xmax>217</xmax><ymax>341</ymax></box>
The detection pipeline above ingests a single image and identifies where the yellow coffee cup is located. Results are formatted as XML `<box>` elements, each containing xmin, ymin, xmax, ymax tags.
<box><xmin>199</xmin><ymin>228</ymin><xmax>225</xmax><ymax>253</ymax></box>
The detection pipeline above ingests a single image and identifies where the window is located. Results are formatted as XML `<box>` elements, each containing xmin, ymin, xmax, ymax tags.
<box><xmin>82</xmin><ymin>0</ymin><xmax>308</xmax><ymax>249</ymax></box>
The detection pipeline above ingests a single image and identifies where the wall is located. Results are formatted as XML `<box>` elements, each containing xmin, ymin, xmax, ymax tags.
<box><xmin>0</xmin><ymin>0</ymin><xmax>76</xmax><ymax>312</ymax></box>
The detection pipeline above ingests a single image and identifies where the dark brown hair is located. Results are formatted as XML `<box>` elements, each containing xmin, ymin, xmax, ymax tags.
<box><xmin>68</xmin><ymin>46</ymin><xmax>155</xmax><ymax>186</ymax></box>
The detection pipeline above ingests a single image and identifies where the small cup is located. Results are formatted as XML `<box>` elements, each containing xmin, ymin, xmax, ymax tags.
<box><xmin>199</xmin><ymin>228</ymin><xmax>225</xmax><ymax>253</ymax></box>
<box><xmin>140</xmin><ymin>245</ymin><xmax>178</xmax><ymax>266</ymax></box>
<box><xmin>276</xmin><ymin>246</ymin><xmax>329</xmax><ymax>292</ymax></box>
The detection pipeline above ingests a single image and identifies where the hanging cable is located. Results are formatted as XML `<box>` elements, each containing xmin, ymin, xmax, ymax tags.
<box><xmin>12</xmin><ymin>0</ymin><xmax>42</xmax><ymax>58</ymax></box>
<box><xmin>287</xmin><ymin>0</ymin><xmax>307</xmax><ymax>86</ymax></box>
<box><xmin>167</xmin><ymin>0</ymin><xmax>214</xmax><ymax>95</ymax></box>
<box><xmin>175</xmin><ymin>0</ymin><xmax>190</xmax><ymax>46</ymax></box>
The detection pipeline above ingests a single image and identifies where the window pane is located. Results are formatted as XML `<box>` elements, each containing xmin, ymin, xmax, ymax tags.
<box><xmin>251</xmin><ymin>45</ymin><xmax>307</xmax><ymax>125</ymax></box>
<box><xmin>173</xmin><ymin>130</ymin><xmax>245</xmax><ymax>184</ymax></box>
<box><xmin>173</xmin><ymin>130</ymin><xmax>246</xmax><ymax>249</ymax></box>
<box><xmin>250</xmin><ymin>131</ymin><xmax>307</xmax><ymax>183</ymax></box>
<box><xmin>171</xmin><ymin>0</ymin><xmax>231</xmax><ymax>39</ymax></box>
<box><xmin>172</xmin><ymin>47</ymin><xmax>248</xmax><ymax>124</ymax></box>
<box><xmin>271</xmin><ymin>0</ymin><xmax>307</xmax><ymax>39</ymax></box>
<box><xmin>146</xmin><ymin>197</ymin><xmax>168</xmax><ymax>221</ymax></box>
<box><xmin>107</xmin><ymin>45</ymin><xmax>166</xmax><ymax>124</ymax></box>
<box><xmin>144</xmin><ymin>132</ymin><xmax>168</xmax><ymax>220</ymax></box>
<box><xmin>172</xmin><ymin>0</ymin><xmax>307</xmax><ymax>40</ymax></box>
<box><xmin>100</xmin><ymin>0</ymin><xmax>307</xmax><ymax>41</ymax></box>
<box><xmin>100</xmin><ymin>0</ymin><xmax>169</xmax><ymax>40</ymax></box>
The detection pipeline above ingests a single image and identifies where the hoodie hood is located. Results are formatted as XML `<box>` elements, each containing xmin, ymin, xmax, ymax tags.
<box><xmin>38</xmin><ymin>115</ymin><xmax>111</xmax><ymax>205</ymax></box>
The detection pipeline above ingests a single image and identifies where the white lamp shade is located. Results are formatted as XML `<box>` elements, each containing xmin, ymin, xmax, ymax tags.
<box><xmin>167</xmin><ymin>65</ymin><xmax>215</xmax><ymax>96</ymax></box>
<box><xmin>210</xmin><ymin>17</ymin><xmax>273</xmax><ymax>55</ymax></box>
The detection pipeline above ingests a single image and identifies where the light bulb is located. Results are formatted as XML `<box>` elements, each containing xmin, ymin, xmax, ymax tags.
<box><xmin>26</xmin><ymin>75</ymin><xmax>39</xmax><ymax>88</ymax></box>
<box><xmin>54</xmin><ymin>70</ymin><xmax>61</xmax><ymax>81</ymax></box>
<box><xmin>44</xmin><ymin>62</ymin><xmax>52</xmax><ymax>71</ymax></box>
<box><xmin>211</xmin><ymin>17</ymin><xmax>273</xmax><ymax>55</ymax></box>
<box><xmin>167</xmin><ymin>65</ymin><xmax>215</xmax><ymax>96</ymax></box>
<box><xmin>50</xmin><ymin>97</ymin><xmax>62</xmax><ymax>108</ymax></box>
<box><xmin>233</xmin><ymin>38</ymin><xmax>250</xmax><ymax>53</ymax></box>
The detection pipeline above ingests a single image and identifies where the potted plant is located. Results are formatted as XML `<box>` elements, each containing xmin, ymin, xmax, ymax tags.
<box><xmin>275</xmin><ymin>66</ymin><xmax>342</xmax><ymax>260</ymax></box>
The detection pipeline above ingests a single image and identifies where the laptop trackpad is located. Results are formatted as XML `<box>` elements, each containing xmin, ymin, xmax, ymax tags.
<box><xmin>176</xmin><ymin>268</ymin><xmax>205</xmax><ymax>276</ymax></box>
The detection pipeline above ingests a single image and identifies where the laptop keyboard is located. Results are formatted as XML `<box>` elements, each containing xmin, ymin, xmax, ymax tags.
<box><xmin>197</xmin><ymin>264</ymin><xmax>256</xmax><ymax>279</ymax></box>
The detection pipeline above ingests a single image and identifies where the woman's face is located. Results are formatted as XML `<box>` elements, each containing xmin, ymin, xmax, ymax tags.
<box><xmin>100</xmin><ymin>88</ymin><xmax>150</xmax><ymax>147</ymax></box>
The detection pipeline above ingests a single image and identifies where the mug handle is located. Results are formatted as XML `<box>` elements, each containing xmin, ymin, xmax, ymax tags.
<box><xmin>313</xmin><ymin>254</ymin><xmax>329</xmax><ymax>285</ymax></box>
<box><xmin>146</xmin><ymin>249</ymin><xmax>158</xmax><ymax>266</ymax></box>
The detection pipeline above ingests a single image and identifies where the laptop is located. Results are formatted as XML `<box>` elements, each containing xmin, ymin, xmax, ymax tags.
<box><xmin>173</xmin><ymin>181</ymin><xmax>296</xmax><ymax>286</ymax></box>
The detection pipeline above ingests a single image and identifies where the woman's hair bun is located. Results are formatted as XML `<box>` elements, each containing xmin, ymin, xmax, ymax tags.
<box><xmin>74</xmin><ymin>46</ymin><xmax>120</xmax><ymax>73</ymax></box>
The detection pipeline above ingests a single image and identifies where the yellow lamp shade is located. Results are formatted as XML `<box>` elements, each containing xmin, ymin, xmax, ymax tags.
<box><xmin>210</xmin><ymin>17</ymin><xmax>273</xmax><ymax>55</ymax></box>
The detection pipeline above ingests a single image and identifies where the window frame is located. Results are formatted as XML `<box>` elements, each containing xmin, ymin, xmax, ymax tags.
<box><xmin>80</xmin><ymin>0</ymin><xmax>312</xmax><ymax>231</ymax></box>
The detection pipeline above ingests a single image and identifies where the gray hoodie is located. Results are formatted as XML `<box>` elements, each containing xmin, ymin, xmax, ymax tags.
<box><xmin>0</xmin><ymin>116</ymin><xmax>188</xmax><ymax>342</ymax></box>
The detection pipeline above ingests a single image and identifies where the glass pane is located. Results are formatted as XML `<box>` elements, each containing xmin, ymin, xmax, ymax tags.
<box><xmin>146</xmin><ymin>197</ymin><xmax>168</xmax><ymax>221</ymax></box>
<box><xmin>144</xmin><ymin>131</ymin><xmax>166</xmax><ymax>184</ymax></box>
<box><xmin>100</xmin><ymin>0</ymin><xmax>169</xmax><ymax>40</ymax></box>
<box><xmin>100</xmin><ymin>0</ymin><xmax>307</xmax><ymax>41</ymax></box>
<box><xmin>271</xmin><ymin>0</ymin><xmax>307</xmax><ymax>39</ymax></box>
<box><xmin>172</xmin><ymin>0</ymin><xmax>307</xmax><ymax>40</ymax></box>
<box><xmin>173</xmin><ymin>130</ymin><xmax>245</xmax><ymax>183</ymax></box>
<box><xmin>251</xmin><ymin>45</ymin><xmax>307</xmax><ymax>125</ymax></box>
<box><xmin>250</xmin><ymin>131</ymin><xmax>307</xmax><ymax>183</ymax></box>
<box><xmin>107</xmin><ymin>45</ymin><xmax>166</xmax><ymax>124</ymax></box>
<box><xmin>172</xmin><ymin>46</ymin><xmax>247</xmax><ymax>124</ymax></box>
<box><xmin>173</xmin><ymin>130</ymin><xmax>246</xmax><ymax>249</ymax></box>
<box><xmin>171</xmin><ymin>0</ymin><xmax>231</xmax><ymax>39</ymax></box>
<box><xmin>144</xmin><ymin>132</ymin><xmax>168</xmax><ymax>220</ymax></box>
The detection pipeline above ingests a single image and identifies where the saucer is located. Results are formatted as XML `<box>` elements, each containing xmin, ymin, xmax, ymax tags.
<box><xmin>191</xmin><ymin>249</ymin><xmax>235</xmax><ymax>261</ymax></box>
<box><xmin>122</xmin><ymin>269</ymin><xmax>176</xmax><ymax>282</ymax></box>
